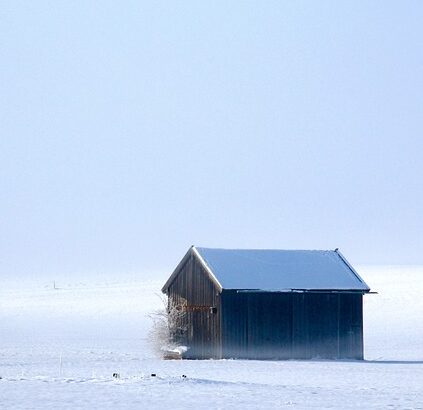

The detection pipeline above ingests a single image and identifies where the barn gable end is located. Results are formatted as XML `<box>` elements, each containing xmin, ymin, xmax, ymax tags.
<box><xmin>163</xmin><ymin>247</ymin><xmax>222</xmax><ymax>359</ymax></box>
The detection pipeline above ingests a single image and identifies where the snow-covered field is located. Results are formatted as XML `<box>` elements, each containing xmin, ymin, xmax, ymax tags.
<box><xmin>1</xmin><ymin>267</ymin><xmax>423</xmax><ymax>409</ymax></box>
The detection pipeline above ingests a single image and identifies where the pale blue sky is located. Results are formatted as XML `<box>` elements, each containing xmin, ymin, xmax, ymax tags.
<box><xmin>1</xmin><ymin>1</ymin><xmax>422</xmax><ymax>278</ymax></box>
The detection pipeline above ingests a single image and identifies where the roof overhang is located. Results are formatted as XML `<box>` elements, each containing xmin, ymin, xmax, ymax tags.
<box><xmin>235</xmin><ymin>289</ymin><xmax>371</xmax><ymax>294</ymax></box>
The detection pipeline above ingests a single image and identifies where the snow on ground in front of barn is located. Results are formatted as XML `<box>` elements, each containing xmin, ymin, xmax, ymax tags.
<box><xmin>0</xmin><ymin>267</ymin><xmax>423</xmax><ymax>409</ymax></box>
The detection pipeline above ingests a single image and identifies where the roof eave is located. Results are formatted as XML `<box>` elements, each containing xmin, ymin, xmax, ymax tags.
<box><xmin>233</xmin><ymin>288</ymin><xmax>370</xmax><ymax>294</ymax></box>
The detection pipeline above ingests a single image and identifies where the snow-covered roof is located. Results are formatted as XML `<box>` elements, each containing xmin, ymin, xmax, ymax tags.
<box><xmin>194</xmin><ymin>247</ymin><xmax>369</xmax><ymax>292</ymax></box>
<box><xmin>172</xmin><ymin>247</ymin><xmax>369</xmax><ymax>292</ymax></box>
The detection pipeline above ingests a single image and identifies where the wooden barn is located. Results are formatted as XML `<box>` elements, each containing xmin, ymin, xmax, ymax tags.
<box><xmin>161</xmin><ymin>246</ymin><xmax>371</xmax><ymax>360</ymax></box>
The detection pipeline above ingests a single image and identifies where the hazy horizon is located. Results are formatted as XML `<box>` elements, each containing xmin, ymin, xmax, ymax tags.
<box><xmin>2</xmin><ymin>1</ymin><xmax>423</xmax><ymax>279</ymax></box>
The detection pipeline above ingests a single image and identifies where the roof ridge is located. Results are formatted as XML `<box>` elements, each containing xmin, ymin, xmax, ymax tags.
<box><xmin>196</xmin><ymin>247</ymin><xmax>336</xmax><ymax>252</ymax></box>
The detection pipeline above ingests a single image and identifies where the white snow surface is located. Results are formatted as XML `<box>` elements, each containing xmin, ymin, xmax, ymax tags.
<box><xmin>1</xmin><ymin>266</ymin><xmax>423</xmax><ymax>409</ymax></box>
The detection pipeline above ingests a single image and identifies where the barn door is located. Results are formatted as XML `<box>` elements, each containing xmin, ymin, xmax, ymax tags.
<box><xmin>246</xmin><ymin>293</ymin><xmax>292</xmax><ymax>359</ymax></box>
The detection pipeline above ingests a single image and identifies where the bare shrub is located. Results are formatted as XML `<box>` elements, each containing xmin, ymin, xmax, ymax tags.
<box><xmin>148</xmin><ymin>294</ymin><xmax>187</xmax><ymax>358</ymax></box>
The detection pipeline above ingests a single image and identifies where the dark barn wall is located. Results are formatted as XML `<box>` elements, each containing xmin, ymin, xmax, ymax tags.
<box><xmin>166</xmin><ymin>254</ymin><xmax>221</xmax><ymax>359</ymax></box>
<box><xmin>221</xmin><ymin>291</ymin><xmax>363</xmax><ymax>360</ymax></box>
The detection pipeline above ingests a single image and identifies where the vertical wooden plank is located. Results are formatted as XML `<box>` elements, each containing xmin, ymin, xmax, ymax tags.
<box><xmin>221</xmin><ymin>290</ymin><xmax>248</xmax><ymax>359</ymax></box>
<box><xmin>351</xmin><ymin>294</ymin><xmax>364</xmax><ymax>359</ymax></box>
<box><xmin>339</xmin><ymin>293</ymin><xmax>354</xmax><ymax>359</ymax></box>
<box><xmin>292</xmin><ymin>293</ymin><xmax>311</xmax><ymax>359</ymax></box>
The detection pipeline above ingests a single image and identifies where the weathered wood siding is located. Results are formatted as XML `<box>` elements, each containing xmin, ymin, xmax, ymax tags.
<box><xmin>166</xmin><ymin>254</ymin><xmax>221</xmax><ymax>359</ymax></box>
<box><xmin>221</xmin><ymin>291</ymin><xmax>363</xmax><ymax>360</ymax></box>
